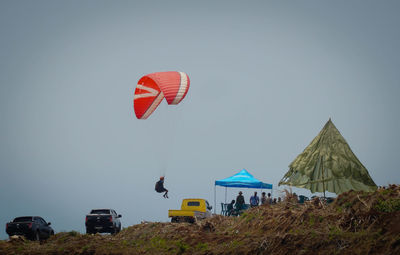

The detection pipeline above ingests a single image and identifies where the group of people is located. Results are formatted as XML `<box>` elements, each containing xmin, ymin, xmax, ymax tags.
<box><xmin>155</xmin><ymin>177</ymin><xmax>282</xmax><ymax>215</ymax></box>
<box><xmin>226</xmin><ymin>191</ymin><xmax>281</xmax><ymax>216</ymax></box>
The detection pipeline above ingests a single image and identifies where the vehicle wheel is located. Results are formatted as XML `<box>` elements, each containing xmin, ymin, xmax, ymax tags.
<box><xmin>34</xmin><ymin>231</ymin><xmax>40</xmax><ymax>241</ymax></box>
<box><xmin>112</xmin><ymin>227</ymin><xmax>118</xmax><ymax>235</ymax></box>
<box><xmin>86</xmin><ymin>228</ymin><xmax>93</xmax><ymax>234</ymax></box>
<box><xmin>50</xmin><ymin>231</ymin><xmax>54</xmax><ymax>236</ymax></box>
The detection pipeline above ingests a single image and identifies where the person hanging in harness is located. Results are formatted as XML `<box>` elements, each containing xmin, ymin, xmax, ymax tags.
<box><xmin>155</xmin><ymin>176</ymin><xmax>169</xmax><ymax>198</ymax></box>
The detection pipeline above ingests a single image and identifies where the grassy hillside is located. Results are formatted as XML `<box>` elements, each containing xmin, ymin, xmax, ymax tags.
<box><xmin>1</xmin><ymin>185</ymin><xmax>399</xmax><ymax>255</ymax></box>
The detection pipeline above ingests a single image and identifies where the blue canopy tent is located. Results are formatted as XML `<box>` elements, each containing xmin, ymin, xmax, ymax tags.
<box><xmin>214</xmin><ymin>169</ymin><xmax>273</xmax><ymax>214</ymax></box>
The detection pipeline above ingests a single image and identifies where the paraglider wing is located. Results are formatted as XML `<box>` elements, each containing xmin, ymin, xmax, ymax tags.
<box><xmin>134</xmin><ymin>71</ymin><xmax>190</xmax><ymax>119</ymax></box>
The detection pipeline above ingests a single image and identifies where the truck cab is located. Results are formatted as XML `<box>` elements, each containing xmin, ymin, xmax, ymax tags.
<box><xmin>85</xmin><ymin>209</ymin><xmax>122</xmax><ymax>234</ymax></box>
<box><xmin>168</xmin><ymin>198</ymin><xmax>212</xmax><ymax>223</ymax></box>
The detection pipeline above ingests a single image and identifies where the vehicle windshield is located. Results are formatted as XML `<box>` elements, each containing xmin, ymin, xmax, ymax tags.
<box><xmin>13</xmin><ymin>217</ymin><xmax>33</xmax><ymax>222</ymax></box>
<box><xmin>90</xmin><ymin>209</ymin><xmax>110</xmax><ymax>214</ymax></box>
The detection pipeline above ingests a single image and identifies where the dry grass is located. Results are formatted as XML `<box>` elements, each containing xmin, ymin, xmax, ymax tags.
<box><xmin>1</xmin><ymin>185</ymin><xmax>400</xmax><ymax>255</ymax></box>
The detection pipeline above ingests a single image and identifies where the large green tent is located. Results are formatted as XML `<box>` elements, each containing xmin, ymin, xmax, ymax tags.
<box><xmin>279</xmin><ymin>119</ymin><xmax>377</xmax><ymax>194</ymax></box>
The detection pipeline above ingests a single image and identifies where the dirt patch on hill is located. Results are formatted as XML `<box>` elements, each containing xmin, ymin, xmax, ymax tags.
<box><xmin>1</xmin><ymin>185</ymin><xmax>399</xmax><ymax>255</ymax></box>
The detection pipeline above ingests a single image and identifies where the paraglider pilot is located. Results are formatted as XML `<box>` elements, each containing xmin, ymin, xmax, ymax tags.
<box><xmin>155</xmin><ymin>176</ymin><xmax>169</xmax><ymax>198</ymax></box>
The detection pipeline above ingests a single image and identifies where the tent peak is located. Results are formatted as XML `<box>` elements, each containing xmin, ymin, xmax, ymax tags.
<box><xmin>215</xmin><ymin>169</ymin><xmax>272</xmax><ymax>189</ymax></box>
<box><xmin>279</xmin><ymin>120</ymin><xmax>377</xmax><ymax>194</ymax></box>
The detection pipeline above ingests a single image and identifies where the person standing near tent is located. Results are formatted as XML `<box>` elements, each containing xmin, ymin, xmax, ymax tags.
<box><xmin>266</xmin><ymin>192</ymin><xmax>272</xmax><ymax>205</ymax></box>
<box><xmin>235</xmin><ymin>191</ymin><xmax>245</xmax><ymax>211</ymax></box>
<box><xmin>155</xmin><ymin>176</ymin><xmax>168</xmax><ymax>198</ymax></box>
<box><xmin>261</xmin><ymin>192</ymin><xmax>267</xmax><ymax>205</ymax></box>
<box><xmin>250</xmin><ymin>191</ymin><xmax>259</xmax><ymax>207</ymax></box>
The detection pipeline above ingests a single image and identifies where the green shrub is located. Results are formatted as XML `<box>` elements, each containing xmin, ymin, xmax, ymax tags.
<box><xmin>231</xmin><ymin>240</ymin><xmax>243</xmax><ymax>248</ymax></box>
<box><xmin>328</xmin><ymin>226</ymin><xmax>343</xmax><ymax>240</ymax></box>
<box><xmin>68</xmin><ymin>231</ymin><xmax>80</xmax><ymax>237</ymax></box>
<box><xmin>176</xmin><ymin>240</ymin><xmax>189</xmax><ymax>254</ymax></box>
<box><xmin>245</xmin><ymin>214</ymin><xmax>255</xmax><ymax>223</ymax></box>
<box><xmin>381</xmin><ymin>189</ymin><xmax>393</xmax><ymax>196</ymax></box>
<box><xmin>195</xmin><ymin>242</ymin><xmax>209</xmax><ymax>251</ymax></box>
<box><xmin>309</xmin><ymin>216</ymin><xmax>315</xmax><ymax>226</ymax></box>
<box><xmin>374</xmin><ymin>198</ymin><xmax>400</xmax><ymax>213</ymax></box>
<box><xmin>343</xmin><ymin>202</ymin><xmax>353</xmax><ymax>209</ymax></box>
<box><xmin>82</xmin><ymin>245</ymin><xmax>89</xmax><ymax>252</ymax></box>
<box><xmin>150</xmin><ymin>236</ymin><xmax>167</xmax><ymax>250</ymax></box>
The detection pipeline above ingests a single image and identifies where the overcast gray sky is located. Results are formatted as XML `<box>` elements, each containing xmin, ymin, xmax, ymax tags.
<box><xmin>1</xmin><ymin>0</ymin><xmax>399</xmax><ymax>239</ymax></box>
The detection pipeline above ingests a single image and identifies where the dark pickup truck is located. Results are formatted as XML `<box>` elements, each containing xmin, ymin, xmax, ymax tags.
<box><xmin>85</xmin><ymin>209</ymin><xmax>122</xmax><ymax>234</ymax></box>
<box><xmin>6</xmin><ymin>216</ymin><xmax>54</xmax><ymax>241</ymax></box>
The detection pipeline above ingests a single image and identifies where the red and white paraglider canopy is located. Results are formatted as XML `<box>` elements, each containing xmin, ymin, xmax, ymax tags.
<box><xmin>133</xmin><ymin>71</ymin><xmax>190</xmax><ymax>119</ymax></box>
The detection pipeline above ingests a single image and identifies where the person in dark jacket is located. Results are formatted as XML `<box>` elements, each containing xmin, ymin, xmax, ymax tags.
<box><xmin>155</xmin><ymin>176</ymin><xmax>168</xmax><ymax>198</ymax></box>
<box><xmin>226</xmin><ymin>200</ymin><xmax>236</xmax><ymax>216</ymax></box>
<box><xmin>235</xmin><ymin>191</ymin><xmax>245</xmax><ymax>211</ymax></box>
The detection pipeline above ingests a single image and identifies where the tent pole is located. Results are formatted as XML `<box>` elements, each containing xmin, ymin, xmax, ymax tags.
<box><xmin>225</xmin><ymin>187</ymin><xmax>227</xmax><ymax>204</ymax></box>
<box><xmin>214</xmin><ymin>185</ymin><xmax>216</xmax><ymax>214</ymax></box>
<box><xmin>272</xmin><ymin>185</ymin><xmax>273</xmax><ymax>198</ymax></box>
<box><xmin>321</xmin><ymin>156</ymin><xmax>326</xmax><ymax>198</ymax></box>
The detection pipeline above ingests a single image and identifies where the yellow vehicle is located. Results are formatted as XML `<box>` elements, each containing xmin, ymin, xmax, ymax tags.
<box><xmin>168</xmin><ymin>198</ymin><xmax>213</xmax><ymax>223</ymax></box>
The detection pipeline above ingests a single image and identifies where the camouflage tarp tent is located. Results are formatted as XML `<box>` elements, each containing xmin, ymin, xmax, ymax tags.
<box><xmin>279</xmin><ymin>119</ymin><xmax>377</xmax><ymax>195</ymax></box>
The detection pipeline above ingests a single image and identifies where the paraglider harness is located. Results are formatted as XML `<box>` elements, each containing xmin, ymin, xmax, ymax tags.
<box><xmin>155</xmin><ymin>180</ymin><xmax>166</xmax><ymax>193</ymax></box>
<box><xmin>155</xmin><ymin>179</ymin><xmax>168</xmax><ymax>198</ymax></box>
